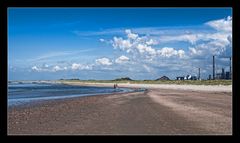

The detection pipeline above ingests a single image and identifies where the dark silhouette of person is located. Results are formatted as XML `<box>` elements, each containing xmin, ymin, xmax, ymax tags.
<box><xmin>113</xmin><ymin>83</ymin><xmax>118</xmax><ymax>89</ymax></box>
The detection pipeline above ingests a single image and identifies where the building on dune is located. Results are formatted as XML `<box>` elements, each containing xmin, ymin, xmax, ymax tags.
<box><xmin>155</xmin><ymin>76</ymin><xmax>170</xmax><ymax>80</ymax></box>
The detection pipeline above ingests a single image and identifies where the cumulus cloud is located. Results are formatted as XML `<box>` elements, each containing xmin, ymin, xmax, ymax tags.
<box><xmin>71</xmin><ymin>63</ymin><xmax>81</xmax><ymax>70</ymax></box>
<box><xmin>115</xmin><ymin>55</ymin><xmax>130</xmax><ymax>64</ymax></box>
<box><xmin>112</xmin><ymin>37</ymin><xmax>132</xmax><ymax>50</ymax></box>
<box><xmin>32</xmin><ymin>66</ymin><xmax>40</xmax><ymax>72</ymax></box>
<box><xmin>111</xmin><ymin>29</ymin><xmax>185</xmax><ymax>59</ymax></box>
<box><xmin>153</xmin><ymin>16</ymin><xmax>232</xmax><ymax>59</ymax></box>
<box><xmin>31</xmin><ymin>63</ymin><xmax>92</xmax><ymax>72</ymax></box>
<box><xmin>188</xmin><ymin>17</ymin><xmax>232</xmax><ymax>57</ymax></box>
<box><xmin>136</xmin><ymin>44</ymin><xmax>156</xmax><ymax>55</ymax></box>
<box><xmin>177</xmin><ymin>50</ymin><xmax>185</xmax><ymax>58</ymax></box>
<box><xmin>146</xmin><ymin>39</ymin><xmax>158</xmax><ymax>45</ymax></box>
<box><xmin>31</xmin><ymin>65</ymin><xmax>51</xmax><ymax>72</ymax></box>
<box><xmin>157</xmin><ymin>47</ymin><xmax>185</xmax><ymax>58</ymax></box>
<box><xmin>125</xmin><ymin>29</ymin><xmax>138</xmax><ymax>39</ymax></box>
<box><xmin>95</xmin><ymin>58</ymin><xmax>112</xmax><ymax>65</ymax></box>
<box><xmin>71</xmin><ymin>63</ymin><xmax>92</xmax><ymax>70</ymax></box>
<box><xmin>189</xmin><ymin>38</ymin><xmax>230</xmax><ymax>57</ymax></box>
<box><xmin>97</xmin><ymin>15</ymin><xmax>232</xmax><ymax>79</ymax></box>
<box><xmin>206</xmin><ymin>16</ymin><xmax>232</xmax><ymax>32</ymax></box>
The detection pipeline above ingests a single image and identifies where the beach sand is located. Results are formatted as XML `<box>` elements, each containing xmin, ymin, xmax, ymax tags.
<box><xmin>8</xmin><ymin>83</ymin><xmax>232</xmax><ymax>135</ymax></box>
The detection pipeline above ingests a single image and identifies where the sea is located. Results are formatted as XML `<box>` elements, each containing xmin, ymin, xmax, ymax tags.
<box><xmin>8</xmin><ymin>81</ymin><xmax>140</xmax><ymax>107</ymax></box>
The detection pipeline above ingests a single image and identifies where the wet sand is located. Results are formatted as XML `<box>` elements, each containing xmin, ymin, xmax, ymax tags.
<box><xmin>8</xmin><ymin>84</ymin><xmax>232</xmax><ymax>135</ymax></box>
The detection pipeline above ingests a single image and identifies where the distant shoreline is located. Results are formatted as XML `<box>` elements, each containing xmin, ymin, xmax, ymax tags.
<box><xmin>8</xmin><ymin>80</ymin><xmax>232</xmax><ymax>92</ymax></box>
<box><xmin>8</xmin><ymin>81</ymin><xmax>145</xmax><ymax>107</ymax></box>
<box><xmin>8</xmin><ymin>79</ymin><xmax>232</xmax><ymax>85</ymax></box>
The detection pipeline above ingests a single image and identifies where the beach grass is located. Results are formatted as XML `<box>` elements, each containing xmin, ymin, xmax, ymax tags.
<box><xmin>59</xmin><ymin>79</ymin><xmax>232</xmax><ymax>85</ymax></box>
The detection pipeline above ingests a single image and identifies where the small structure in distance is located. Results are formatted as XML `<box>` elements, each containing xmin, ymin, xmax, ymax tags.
<box><xmin>176</xmin><ymin>75</ymin><xmax>197</xmax><ymax>80</ymax></box>
<box><xmin>155</xmin><ymin>76</ymin><xmax>170</xmax><ymax>80</ymax></box>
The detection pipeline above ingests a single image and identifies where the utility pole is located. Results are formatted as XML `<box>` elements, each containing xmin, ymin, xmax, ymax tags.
<box><xmin>230</xmin><ymin>57</ymin><xmax>232</xmax><ymax>79</ymax></box>
<box><xmin>198</xmin><ymin>68</ymin><xmax>200</xmax><ymax>80</ymax></box>
<box><xmin>213</xmin><ymin>56</ymin><xmax>215</xmax><ymax>80</ymax></box>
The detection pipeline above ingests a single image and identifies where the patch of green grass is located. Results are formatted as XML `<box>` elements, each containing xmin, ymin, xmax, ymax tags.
<box><xmin>59</xmin><ymin>79</ymin><xmax>232</xmax><ymax>85</ymax></box>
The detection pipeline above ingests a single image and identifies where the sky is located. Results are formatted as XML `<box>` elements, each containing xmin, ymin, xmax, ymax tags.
<box><xmin>8</xmin><ymin>8</ymin><xmax>232</xmax><ymax>80</ymax></box>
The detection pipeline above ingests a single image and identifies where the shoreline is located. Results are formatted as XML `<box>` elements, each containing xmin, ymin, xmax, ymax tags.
<box><xmin>8</xmin><ymin>90</ymin><xmax>132</xmax><ymax>111</ymax></box>
<box><xmin>8</xmin><ymin>83</ymin><xmax>146</xmax><ymax>108</ymax></box>
<box><xmin>8</xmin><ymin>81</ymin><xmax>231</xmax><ymax>110</ymax></box>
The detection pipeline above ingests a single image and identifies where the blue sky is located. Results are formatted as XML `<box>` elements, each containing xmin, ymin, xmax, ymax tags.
<box><xmin>8</xmin><ymin>8</ymin><xmax>232</xmax><ymax>80</ymax></box>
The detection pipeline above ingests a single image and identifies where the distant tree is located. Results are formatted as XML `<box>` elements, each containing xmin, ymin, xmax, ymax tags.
<box><xmin>114</xmin><ymin>77</ymin><xmax>133</xmax><ymax>81</ymax></box>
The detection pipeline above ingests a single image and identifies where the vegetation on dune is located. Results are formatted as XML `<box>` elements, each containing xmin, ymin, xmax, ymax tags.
<box><xmin>59</xmin><ymin>78</ymin><xmax>232</xmax><ymax>85</ymax></box>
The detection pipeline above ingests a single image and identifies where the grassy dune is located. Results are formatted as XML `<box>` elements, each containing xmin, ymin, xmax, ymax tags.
<box><xmin>59</xmin><ymin>79</ymin><xmax>232</xmax><ymax>85</ymax></box>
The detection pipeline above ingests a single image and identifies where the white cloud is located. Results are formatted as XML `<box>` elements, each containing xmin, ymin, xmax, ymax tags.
<box><xmin>71</xmin><ymin>63</ymin><xmax>81</xmax><ymax>70</ymax></box>
<box><xmin>188</xmin><ymin>33</ymin><xmax>232</xmax><ymax>57</ymax></box>
<box><xmin>125</xmin><ymin>29</ymin><xmax>138</xmax><ymax>39</ymax></box>
<box><xmin>157</xmin><ymin>47</ymin><xmax>185</xmax><ymax>58</ymax></box>
<box><xmin>189</xmin><ymin>47</ymin><xmax>199</xmax><ymax>56</ymax></box>
<box><xmin>31</xmin><ymin>63</ymin><xmax>92</xmax><ymax>72</ymax></box>
<box><xmin>136</xmin><ymin>44</ymin><xmax>156</xmax><ymax>55</ymax></box>
<box><xmin>158</xmin><ymin>31</ymin><xmax>231</xmax><ymax>46</ymax></box>
<box><xmin>178</xmin><ymin>50</ymin><xmax>185</xmax><ymax>58</ymax></box>
<box><xmin>160</xmin><ymin>34</ymin><xmax>200</xmax><ymax>44</ymax></box>
<box><xmin>51</xmin><ymin>65</ymin><xmax>67</xmax><ymax>72</ymax></box>
<box><xmin>146</xmin><ymin>39</ymin><xmax>158</xmax><ymax>45</ymax></box>
<box><xmin>53</xmin><ymin>66</ymin><xmax>61</xmax><ymax>72</ymax></box>
<box><xmin>154</xmin><ymin>16</ymin><xmax>232</xmax><ymax>45</ymax></box>
<box><xmin>32</xmin><ymin>66</ymin><xmax>40</xmax><ymax>72</ymax></box>
<box><xmin>95</xmin><ymin>58</ymin><xmax>112</xmax><ymax>66</ymax></box>
<box><xmin>206</xmin><ymin>16</ymin><xmax>232</xmax><ymax>32</ymax></box>
<box><xmin>71</xmin><ymin>63</ymin><xmax>92</xmax><ymax>70</ymax></box>
<box><xmin>99</xmin><ymin>17</ymin><xmax>232</xmax><ymax>78</ymax></box>
<box><xmin>112</xmin><ymin>37</ymin><xmax>132</xmax><ymax>50</ymax></box>
<box><xmin>111</xmin><ymin>30</ymin><xmax>157</xmax><ymax>56</ymax></box>
<box><xmin>115</xmin><ymin>55</ymin><xmax>130</xmax><ymax>64</ymax></box>
<box><xmin>110</xmin><ymin>28</ymin><xmax>188</xmax><ymax>61</ymax></box>
<box><xmin>31</xmin><ymin>65</ymin><xmax>55</xmax><ymax>72</ymax></box>
<box><xmin>99</xmin><ymin>38</ymin><xmax>105</xmax><ymax>42</ymax></box>
<box><xmin>199</xmin><ymin>32</ymin><xmax>230</xmax><ymax>44</ymax></box>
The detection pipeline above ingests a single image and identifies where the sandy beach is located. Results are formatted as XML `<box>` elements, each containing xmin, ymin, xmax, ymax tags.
<box><xmin>8</xmin><ymin>83</ymin><xmax>232</xmax><ymax>135</ymax></box>
<box><xmin>61</xmin><ymin>81</ymin><xmax>232</xmax><ymax>92</ymax></box>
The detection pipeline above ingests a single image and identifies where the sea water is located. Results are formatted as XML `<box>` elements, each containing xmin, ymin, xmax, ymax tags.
<box><xmin>8</xmin><ymin>82</ymin><xmax>138</xmax><ymax>106</ymax></box>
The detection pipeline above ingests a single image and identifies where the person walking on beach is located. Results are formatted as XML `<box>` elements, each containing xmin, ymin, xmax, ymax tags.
<box><xmin>113</xmin><ymin>83</ymin><xmax>118</xmax><ymax>89</ymax></box>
